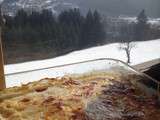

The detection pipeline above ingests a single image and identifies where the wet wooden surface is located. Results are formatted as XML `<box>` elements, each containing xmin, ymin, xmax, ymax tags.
<box><xmin>133</xmin><ymin>58</ymin><xmax>160</xmax><ymax>72</ymax></box>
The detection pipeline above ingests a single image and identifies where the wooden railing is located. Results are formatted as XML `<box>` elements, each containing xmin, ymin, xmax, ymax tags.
<box><xmin>0</xmin><ymin>27</ymin><xmax>5</xmax><ymax>90</ymax></box>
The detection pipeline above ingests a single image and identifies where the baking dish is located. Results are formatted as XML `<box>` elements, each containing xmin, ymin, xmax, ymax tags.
<box><xmin>1</xmin><ymin>58</ymin><xmax>160</xmax><ymax>120</ymax></box>
<box><xmin>5</xmin><ymin>58</ymin><xmax>160</xmax><ymax>96</ymax></box>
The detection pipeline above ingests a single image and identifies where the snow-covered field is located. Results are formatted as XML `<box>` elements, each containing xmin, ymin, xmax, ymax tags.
<box><xmin>4</xmin><ymin>39</ymin><xmax>160</xmax><ymax>87</ymax></box>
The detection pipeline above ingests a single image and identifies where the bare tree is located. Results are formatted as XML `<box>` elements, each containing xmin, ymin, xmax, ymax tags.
<box><xmin>119</xmin><ymin>42</ymin><xmax>136</xmax><ymax>64</ymax></box>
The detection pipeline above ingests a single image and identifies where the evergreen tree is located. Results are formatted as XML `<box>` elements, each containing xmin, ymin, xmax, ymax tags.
<box><xmin>58</xmin><ymin>9</ymin><xmax>83</xmax><ymax>49</ymax></box>
<box><xmin>81</xmin><ymin>10</ymin><xmax>94</xmax><ymax>46</ymax></box>
<box><xmin>93</xmin><ymin>10</ymin><xmax>105</xmax><ymax>44</ymax></box>
<box><xmin>137</xmin><ymin>9</ymin><xmax>148</xmax><ymax>24</ymax></box>
<box><xmin>135</xmin><ymin>9</ymin><xmax>149</xmax><ymax>41</ymax></box>
<box><xmin>82</xmin><ymin>10</ymin><xmax>105</xmax><ymax>46</ymax></box>
<box><xmin>14</xmin><ymin>9</ymin><xmax>28</xmax><ymax>27</ymax></box>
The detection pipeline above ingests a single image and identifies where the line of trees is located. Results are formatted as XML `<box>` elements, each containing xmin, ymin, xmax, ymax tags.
<box><xmin>1</xmin><ymin>8</ymin><xmax>160</xmax><ymax>64</ymax></box>
<box><xmin>2</xmin><ymin>9</ymin><xmax>106</xmax><ymax>64</ymax></box>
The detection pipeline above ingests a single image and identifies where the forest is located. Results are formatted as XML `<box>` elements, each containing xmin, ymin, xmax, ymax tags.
<box><xmin>2</xmin><ymin>9</ymin><xmax>106</xmax><ymax>64</ymax></box>
<box><xmin>1</xmin><ymin>9</ymin><xmax>160</xmax><ymax>64</ymax></box>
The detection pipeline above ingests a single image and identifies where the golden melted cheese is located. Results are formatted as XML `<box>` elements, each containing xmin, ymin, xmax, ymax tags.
<box><xmin>0</xmin><ymin>72</ymin><xmax>159</xmax><ymax>120</ymax></box>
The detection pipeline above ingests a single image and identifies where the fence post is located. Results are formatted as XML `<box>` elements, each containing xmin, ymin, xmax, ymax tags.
<box><xmin>0</xmin><ymin>5</ymin><xmax>5</xmax><ymax>90</ymax></box>
<box><xmin>0</xmin><ymin>27</ymin><xmax>5</xmax><ymax>90</ymax></box>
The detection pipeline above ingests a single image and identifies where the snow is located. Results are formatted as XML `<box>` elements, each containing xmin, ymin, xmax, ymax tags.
<box><xmin>118</xmin><ymin>16</ymin><xmax>137</xmax><ymax>23</ymax></box>
<box><xmin>0</xmin><ymin>0</ymin><xmax>4</xmax><ymax>3</ymax></box>
<box><xmin>119</xmin><ymin>17</ymin><xmax>160</xmax><ymax>26</ymax></box>
<box><xmin>149</xmin><ymin>18</ymin><xmax>160</xmax><ymax>26</ymax></box>
<box><xmin>4</xmin><ymin>39</ymin><xmax>160</xmax><ymax>87</ymax></box>
<box><xmin>45</xmin><ymin>0</ymin><xmax>52</xmax><ymax>4</ymax></box>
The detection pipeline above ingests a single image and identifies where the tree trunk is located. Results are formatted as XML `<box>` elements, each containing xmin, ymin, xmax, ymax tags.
<box><xmin>126</xmin><ymin>50</ymin><xmax>130</xmax><ymax>64</ymax></box>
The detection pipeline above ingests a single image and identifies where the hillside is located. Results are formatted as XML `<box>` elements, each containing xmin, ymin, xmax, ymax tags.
<box><xmin>1</xmin><ymin>0</ymin><xmax>160</xmax><ymax>17</ymax></box>
<box><xmin>5</xmin><ymin>39</ymin><xmax>160</xmax><ymax>87</ymax></box>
